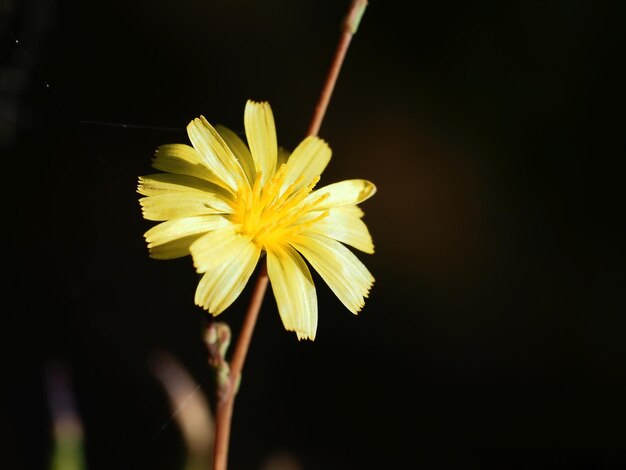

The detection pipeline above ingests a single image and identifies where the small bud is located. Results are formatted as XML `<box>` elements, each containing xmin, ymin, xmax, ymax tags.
<box><xmin>204</xmin><ymin>322</ymin><xmax>231</xmax><ymax>368</ymax></box>
<box><xmin>204</xmin><ymin>322</ymin><xmax>234</xmax><ymax>401</ymax></box>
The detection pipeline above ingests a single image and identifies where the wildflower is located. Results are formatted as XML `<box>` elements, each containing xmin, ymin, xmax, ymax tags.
<box><xmin>138</xmin><ymin>100</ymin><xmax>375</xmax><ymax>340</ymax></box>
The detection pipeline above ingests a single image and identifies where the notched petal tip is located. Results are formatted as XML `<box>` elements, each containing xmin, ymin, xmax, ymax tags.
<box><xmin>244</xmin><ymin>100</ymin><xmax>270</xmax><ymax>118</ymax></box>
<box><xmin>288</xmin><ymin>324</ymin><xmax>315</xmax><ymax>341</ymax></box>
<box><xmin>198</xmin><ymin>115</ymin><xmax>214</xmax><ymax>129</ymax></box>
<box><xmin>194</xmin><ymin>298</ymin><xmax>221</xmax><ymax>316</ymax></box>
<box><xmin>192</xmin><ymin>257</ymin><xmax>207</xmax><ymax>274</ymax></box>
<box><xmin>186</xmin><ymin>116</ymin><xmax>210</xmax><ymax>138</ymax></box>
<box><xmin>349</xmin><ymin>279</ymin><xmax>374</xmax><ymax>315</ymax></box>
<box><xmin>246</xmin><ymin>99</ymin><xmax>268</xmax><ymax>107</ymax></box>
<box><xmin>189</xmin><ymin>115</ymin><xmax>204</xmax><ymax>126</ymax></box>
<box><xmin>359</xmin><ymin>180</ymin><xmax>377</xmax><ymax>201</ymax></box>
<box><xmin>296</xmin><ymin>331</ymin><xmax>315</xmax><ymax>341</ymax></box>
<box><xmin>147</xmin><ymin>250</ymin><xmax>168</xmax><ymax>260</ymax></box>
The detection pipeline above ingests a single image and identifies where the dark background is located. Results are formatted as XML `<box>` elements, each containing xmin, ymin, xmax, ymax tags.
<box><xmin>2</xmin><ymin>0</ymin><xmax>625</xmax><ymax>469</ymax></box>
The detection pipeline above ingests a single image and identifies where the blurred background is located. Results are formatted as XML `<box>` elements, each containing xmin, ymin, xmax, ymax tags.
<box><xmin>2</xmin><ymin>0</ymin><xmax>625</xmax><ymax>469</ymax></box>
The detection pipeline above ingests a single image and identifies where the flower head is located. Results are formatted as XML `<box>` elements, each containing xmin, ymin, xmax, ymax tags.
<box><xmin>138</xmin><ymin>100</ymin><xmax>375</xmax><ymax>340</ymax></box>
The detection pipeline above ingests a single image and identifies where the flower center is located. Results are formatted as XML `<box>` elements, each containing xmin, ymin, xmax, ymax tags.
<box><xmin>230</xmin><ymin>164</ymin><xmax>329</xmax><ymax>250</ymax></box>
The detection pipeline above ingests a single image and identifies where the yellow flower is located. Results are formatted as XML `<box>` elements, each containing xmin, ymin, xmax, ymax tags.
<box><xmin>138</xmin><ymin>100</ymin><xmax>375</xmax><ymax>340</ymax></box>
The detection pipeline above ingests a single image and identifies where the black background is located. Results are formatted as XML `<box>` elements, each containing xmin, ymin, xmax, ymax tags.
<box><xmin>2</xmin><ymin>1</ymin><xmax>626</xmax><ymax>469</ymax></box>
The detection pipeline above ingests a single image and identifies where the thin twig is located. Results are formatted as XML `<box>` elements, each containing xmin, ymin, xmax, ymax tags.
<box><xmin>212</xmin><ymin>263</ymin><xmax>268</xmax><ymax>470</ymax></box>
<box><xmin>307</xmin><ymin>0</ymin><xmax>368</xmax><ymax>137</ymax></box>
<box><xmin>211</xmin><ymin>2</ymin><xmax>368</xmax><ymax>469</ymax></box>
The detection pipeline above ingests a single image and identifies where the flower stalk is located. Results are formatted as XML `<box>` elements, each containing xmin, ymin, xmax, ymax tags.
<box><xmin>210</xmin><ymin>2</ymin><xmax>368</xmax><ymax>470</ymax></box>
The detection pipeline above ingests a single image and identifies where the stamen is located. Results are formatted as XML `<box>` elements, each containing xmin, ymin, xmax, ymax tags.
<box><xmin>231</xmin><ymin>165</ymin><xmax>331</xmax><ymax>249</ymax></box>
<box><xmin>251</xmin><ymin>172</ymin><xmax>263</xmax><ymax>200</ymax></box>
<box><xmin>259</xmin><ymin>165</ymin><xmax>287</xmax><ymax>208</ymax></box>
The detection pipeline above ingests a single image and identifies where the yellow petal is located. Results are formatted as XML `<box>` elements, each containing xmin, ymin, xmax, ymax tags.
<box><xmin>215</xmin><ymin>125</ymin><xmax>256</xmax><ymax>187</ymax></box>
<box><xmin>284</xmin><ymin>136</ymin><xmax>331</xmax><ymax>192</ymax></box>
<box><xmin>187</xmin><ymin>116</ymin><xmax>246</xmax><ymax>192</ymax></box>
<box><xmin>267</xmin><ymin>244</ymin><xmax>318</xmax><ymax>340</ymax></box>
<box><xmin>144</xmin><ymin>215</ymin><xmax>230</xmax><ymax>259</ymax></box>
<box><xmin>152</xmin><ymin>144</ymin><xmax>224</xmax><ymax>187</ymax></box>
<box><xmin>146</xmin><ymin>234</ymin><xmax>205</xmax><ymax>260</ymax></box>
<box><xmin>244</xmin><ymin>100</ymin><xmax>277</xmax><ymax>185</ymax></box>
<box><xmin>190</xmin><ymin>226</ymin><xmax>253</xmax><ymax>274</ymax></box>
<box><xmin>291</xmin><ymin>232</ymin><xmax>374</xmax><ymax>314</ymax></box>
<box><xmin>307</xmin><ymin>179</ymin><xmax>376</xmax><ymax>210</ymax></box>
<box><xmin>194</xmin><ymin>240</ymin><xmax>261</xmax><ymax>314</ymax></box>
<box><xmin>339</xmin><ymin>204</ymin><xmax>365</xmax><ymax>218</ymax></box>
<box><xmin>138</xmin><ymin>173</ymin><xmax>232</xmax><ymax>201</ymax></box>
<box><xmin>139</xmin><ymin>191</ymin><xmax>231</xmax><ymax>221</ymax></box>
<box><xmin>302</xmin><ymin>206</ymin><xmax>374</xmax><ymax>254</ymax></box>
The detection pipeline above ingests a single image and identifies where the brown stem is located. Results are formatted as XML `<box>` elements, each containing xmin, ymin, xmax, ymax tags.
<box><xmin>212</xmin><ymin>263</ymin><xmax>268</xmax><ymax>470</ymax></box>
<box><xmin>306</xmin><ymin>0</ymin><xmax>368</xmax><ymax>137</ymax></box>
<box><xmin>212</xmin><ymin>2</ymin><xmax>367</xmax><ymax>469</ymax></box>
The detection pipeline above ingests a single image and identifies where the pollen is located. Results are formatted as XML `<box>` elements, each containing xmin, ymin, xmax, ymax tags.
<box><xmin>230</xmin><ymin>164</ymin><xmax>329</xmax><ymax>250</ymax></box>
